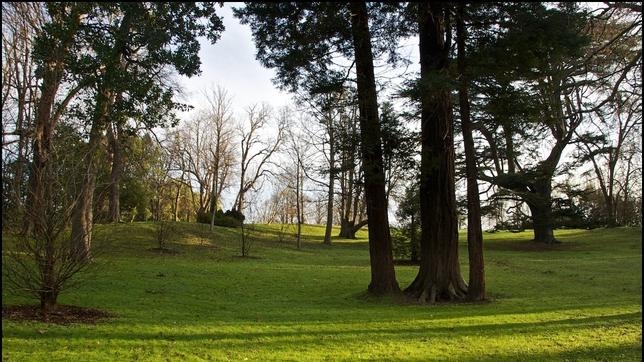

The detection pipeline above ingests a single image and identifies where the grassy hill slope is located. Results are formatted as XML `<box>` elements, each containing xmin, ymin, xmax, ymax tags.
<box><xmin>2</xmin><ymin>223</ymin><xmax>641</xmax><ymax>361</ymax></box>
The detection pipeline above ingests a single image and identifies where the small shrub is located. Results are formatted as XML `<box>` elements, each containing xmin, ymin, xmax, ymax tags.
<box><xmin>391</xmin><ymin>226</ymin><xmax>420</xmax><ymax>262</ymax></box>
<box><xmin>196</xmin><ymin>210</ymin><xmax>211</xmax><ymax>224</ymax></box>
<box><xmin>391</xmin><ymin>228</ymin><xmax>411</xmax><ymax>260</ymax></box>
<box><xmin>215</xmin><ymin>215</ymin><xmax>242</xmax><ymax>228</ymax></box>
<box><xmin>154</xmin><ymin>221</ymin><xmax>177</xmax><ymax>249</ymax></box>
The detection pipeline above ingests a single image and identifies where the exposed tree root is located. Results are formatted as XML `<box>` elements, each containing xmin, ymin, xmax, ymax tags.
<box><xmin>405</xmin><ymin>279</ymin><xmax>468</xmax><ymax>304</ymax></box>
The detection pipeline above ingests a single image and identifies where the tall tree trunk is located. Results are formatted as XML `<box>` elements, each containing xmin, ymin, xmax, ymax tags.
<box><xmin>296</xmin><ymin>160</ymin><xmax>302</xmax><ymax>249</ymax></box>
<box><xmin>405</xmin><ymin>2</ymin><xmax>467</xmax><ymax>303</ymax></box>
<box><xmin>24</xmin><ymin>7</ymin><xmax>83</xmax><ymax>236</ymax></box>
<box><xmin>606</xmin><ymin>151</ymin><xmax>618</xmax><ymax>227</ymax></box>
<box><xmin>530</xmin><ymin>205</ymin><xmax>556</xmax><ymax>243</ymax></box>
<box><xmin>349</xmin><ymin>2</ymin><xmax>400</xmax><ymax>296</ymax></box>
<box><xmin>324</xmin><ymin>121</ymin><xmax>335</xmax><ymax>245</ymax></box>
<box><xmin>71</xmin><ymin>116</ymin><xmax>104</xmax><ymax>262</ymax></box>
<box><xmin>338</xmin><ymin>138</ymin><xmax>357</xmax><ymax>238</ymax></box>
<box><xmin>173</xmin><ymin>173</ymin><xmax>186</xmax><ymax>222</ymax></box>
<box><xmin>107</xmin><ymin>122</ymin><xmax>123</xmax><ymax>223</ymax></box>
<box><xmin>457</xmin><ymin>2</ymin><xmax>485</xmax><ymax>302</ymax></box>
<box><xmin>72</xmin><ymin>7</ymin><xmax>133</xmax><ymax>260</ymax></box>
<box><xmin>524</xmin><ymin>173</ymin><xmax>558</xmax><ymax>244</ymax></box>
<box><xmin>236</xmin><ymin>153</ymin><xmax>246</xmax><ymax>213</ymax></box>
<box><xmin>410</xmin><ymin>215</ymin><xmax>418</xmax><ymax>263</ymax></box>
<box><xmin>210</xmin><ymin>164</ymin><xmax>219</xmax><ymax>231</ymax></box>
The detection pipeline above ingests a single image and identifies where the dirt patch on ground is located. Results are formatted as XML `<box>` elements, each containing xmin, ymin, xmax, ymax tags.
<box><xmin>2</xmin><ymin>304</ymin><xmax>115</xmax><ymax>325</ymax></box>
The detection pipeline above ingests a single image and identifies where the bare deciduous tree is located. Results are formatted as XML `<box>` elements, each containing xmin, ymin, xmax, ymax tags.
<box><xmin>234</xmin><ymin>103</ymin><xmax>284</xmax><ymax>213</ymax></box>
<box><xmin>3</xmin><ymin>128</ymin><xmax>95</xmax><ymax>318</ymax></box>
<box><xmin>1</xmin><ymin>3</ymin><xmax>46</xmax><ymax>228</ymax></box>
<box><xmin>202</xmin><ymin>85</ymin><xmax>236</xmax><ymax>230</ymax></box>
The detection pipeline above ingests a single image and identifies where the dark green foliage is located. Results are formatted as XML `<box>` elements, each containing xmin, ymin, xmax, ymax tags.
<box><xmin>65</xmin><ymin>3</ymin><xmax>225</xmax><ymax>130</ymax></box>
<box><xmin>380</xmin><ymin>102</ymin><xmax>419</xmax><ymax>193</ymax></box>
<box><xmin>390</xmin><ymin>227</ymin><xmax>420</xmax><ymax>262</ymax></box>
<box><xmin>465</xmin><ymin>3</ymin><xmax>597</xmax><ymax>243</ymax></box>
<box><xmin>233</xmin><ymin>3</ymin><xmax>353</xmax><ymax>94</ymax></box>
<box><xmin>116</xmin><ymin>134</ymin><xmax>163</xmax><ymax>222</ymax></box>
<box><xmin>395</xmin><ymin>182</ymin><xmax>420</xmax><ymax>262</ymax></box>
<box><xmin>234</xmin><ymin>3</ymin><xmax>408</xmax><ymax>94</ymax></box>
<box><xmin>196</xmin><ymin>209</ymin><xmax>244</xmax><ymax>228</ymax></box>
<box><xmin>551</xmin><ymin>197</ymin><xmax>596</xmax><ymax>229</ymax></box>
<box><xmin>224</xmin><ymin>209</ymin><xmax>246</xmax><ymax>222</ymax></box>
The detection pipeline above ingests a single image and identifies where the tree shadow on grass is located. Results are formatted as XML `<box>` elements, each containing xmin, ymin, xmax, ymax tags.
<box><xmin>4</xmin><ymin>311</ymin><xmax>640</xmax><ymax>360</ymax></box>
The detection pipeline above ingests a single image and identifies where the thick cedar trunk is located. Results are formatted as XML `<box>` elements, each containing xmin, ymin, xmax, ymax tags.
<box><xmin>457</xmin><ymin>2</ymin><xmax>485</xmax><ymax>301</ymax></box>
<box><xmin>339</xmin><ymin>218</ymin><xmax>354</xmax><ymax>238</ymax></box>
<box><xmin>339</xmin><ymin>218</ymin><xmax>368</xmax><ymax>239</ymax></box>
<box><xmin>349</xmin><ymin>2</ymin><xmax>400</xmax><ymax>296</ymax></box>
<box><xmin>531</xmin><ymin>208</ymin><xmax>556</xmax><ymax>243</ymax></box>
<box><xmin>527</xmin><ymin>176</ymin><xmax>557</xmax><ymax>244</ymax></box>
<box><xmin>405</xmin><ymin>2</ymin><xmax>467</xmax><ymax>303</ymax></box>
<box><xmin>528</xmin><ymin>202</ymin><xmax>556</xmax><ymax>244</ymax></box>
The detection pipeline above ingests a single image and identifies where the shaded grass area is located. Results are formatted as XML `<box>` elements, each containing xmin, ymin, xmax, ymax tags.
<box><xmin>2</xmin><ymin>223</ymin><xmax>642</xmax><ymax>361</ymax></box>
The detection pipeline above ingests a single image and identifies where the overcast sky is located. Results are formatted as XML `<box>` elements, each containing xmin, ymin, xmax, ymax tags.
<box><xmin>176</xmin><ymin>3</ymin><xmax>294</xmax><ymax>124</ymax></box>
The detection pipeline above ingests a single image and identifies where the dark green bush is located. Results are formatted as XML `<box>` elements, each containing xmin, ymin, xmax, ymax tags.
<box><xmin>224</xmin><ymin>209</ymin><xmax>245</xmax><ymax>222</ymax></box>
<box><xmin>391</xmin><ymin>227</ymin><xmax>419</xmax><ymax>262</ymax></box>
<box><xmin>196</xmin><ymin>210</ymin><xmax>242</xmax><ymax>228</ymax></box>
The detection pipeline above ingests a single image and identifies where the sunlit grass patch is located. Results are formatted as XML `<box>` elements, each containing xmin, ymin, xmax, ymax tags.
<box><xmin>3</xmin><ymin>223</ymin><xmax>641</xmax><ymax>361</ymax></box>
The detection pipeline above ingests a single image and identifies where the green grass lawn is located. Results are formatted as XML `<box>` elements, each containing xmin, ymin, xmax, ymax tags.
<box><xmin>2</xmin><ymin>222</ymin><xmax>642</xmax><ymax>361</ymax></box>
